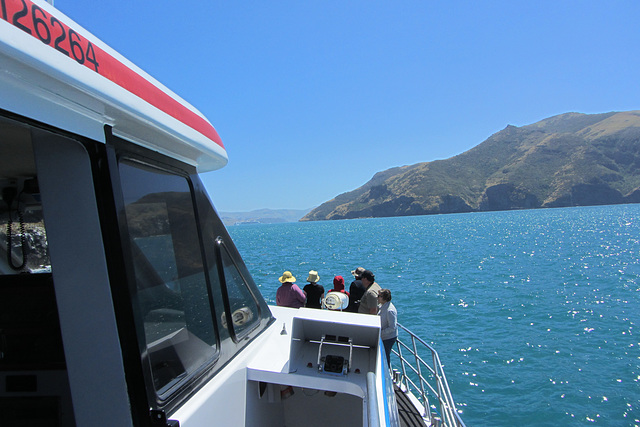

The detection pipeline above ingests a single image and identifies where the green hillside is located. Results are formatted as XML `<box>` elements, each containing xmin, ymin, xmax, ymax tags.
<box><xmin>302</xmin><ymin>111</ymin><xmax>640</xmax><ymax>221</ymax></box>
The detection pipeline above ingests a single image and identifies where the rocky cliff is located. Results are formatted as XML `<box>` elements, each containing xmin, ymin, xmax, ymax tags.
<box><xmin>302</xmin><ymin>111</ymin><xmax>640</xmax><ymax>221</ymax></box>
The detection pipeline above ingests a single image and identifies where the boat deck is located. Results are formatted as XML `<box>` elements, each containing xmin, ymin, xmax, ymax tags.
<box><xmin>395</xmin><ymin>385</ymin><xmax>428</xmax><ymax>427</ymax></box>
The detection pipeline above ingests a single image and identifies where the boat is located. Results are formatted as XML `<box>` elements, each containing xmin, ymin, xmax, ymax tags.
<box><xmin>0</xmin><ymin>1</ymin><xmax>465</xmax><ymax>425</ymax></box>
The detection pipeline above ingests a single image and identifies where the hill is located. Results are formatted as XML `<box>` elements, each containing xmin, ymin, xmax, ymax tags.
<box><xmin>302</xmin><ymin>111</ymin><xmax>640</xmax><ymax>221</ymax></box>
<box><xmin>220</xmin><ymin>208</ymin><xmax>312</xmax><ymax>226</ymax></box>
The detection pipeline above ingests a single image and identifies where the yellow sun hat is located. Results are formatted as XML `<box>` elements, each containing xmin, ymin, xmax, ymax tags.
<box><xmin>279</xmin><ymin>271</ymin><xmax>296</xmax><ymax>283</ymax></box>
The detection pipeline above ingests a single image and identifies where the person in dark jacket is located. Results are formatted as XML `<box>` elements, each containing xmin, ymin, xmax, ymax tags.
<box><xmin>346</xmin><ymin>266</ymin><xmax>366</xmax><ymax>312</ymax></box>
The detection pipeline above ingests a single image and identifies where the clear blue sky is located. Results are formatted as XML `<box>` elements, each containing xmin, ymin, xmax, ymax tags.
<box><xmin>55</xmin><ymin>1</ymin><xmax>640</xmax><ymax>212</ymax></box>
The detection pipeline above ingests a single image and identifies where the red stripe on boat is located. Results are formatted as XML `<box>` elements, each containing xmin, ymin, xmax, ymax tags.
<box><xmin>1</xmin><ymin>0</ymin><xmax>224</xmax><ymax>149</ymax></box>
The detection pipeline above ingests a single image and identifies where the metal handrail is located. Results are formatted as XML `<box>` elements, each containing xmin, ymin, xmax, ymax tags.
<box><xmin>366</xmin><ymin>372</ymin><xmax>380</xmax><ymax>427</ymax></box>
<box><xmin>392</xmin><ymin>323</ymin><xmax>466</xmax><ymax>427</ymax></box>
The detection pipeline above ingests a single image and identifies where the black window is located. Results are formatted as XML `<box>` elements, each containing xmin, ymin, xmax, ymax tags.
<box><xmin>118</xmin><ymin>160</ymin><xmax>218</xmax><ymax>395</ymax></box>
<box><xmin>216</xmin><ymin>238</ymin><xmax>261</xmax><ymax>340</ymax></box>
<box><xmin>112</xmin><ymin>145</ymin><xmax>274</xmax><ymax>411</ymax></box>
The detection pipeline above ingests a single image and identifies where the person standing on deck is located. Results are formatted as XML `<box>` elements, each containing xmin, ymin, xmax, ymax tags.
<box><xmin>327</xmin><ymin>275</ymin><xmax>349</xmax><ymax>296</ymax></box>
<box><xmin>377</xmin><ymin>288</ymin><xmax>398</xmax><ymax>367</ymax></box>
<box><xmin>347</xmin><ymin>266</ymin><xmax>366</xmax><ymax>312</ymax></box>
<box><xmin>358</xmin><ymin>270</ymin><xmax>381</xmax><ymax>314</ymax></box>
<box><xmin>303</xmin><ymin>270</ymin><xmax>324</xmax><ymax>309</ymax></box>
<box><xmin>276</xmin><ymin>271</ymin><xmax>306</xmax><ymax>308</ymax></box>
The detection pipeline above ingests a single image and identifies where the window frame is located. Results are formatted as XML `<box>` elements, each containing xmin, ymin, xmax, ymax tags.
<box><xmin>119</xmin><ymin>157</ymin><xmax>222</xmax><ymax>396</ymax></box>
<box><xmin>106</xmin><ymin>137</ymin><xmax>223</xmax><ymax>410</ymax></box>
<box><xmin>105</xmin><ymin>134</ymin><xmax>275</xmax><ymax>415</ymax></box>
<box><xmin>213</xmin><ymin>236</ymin><xmax>263</xmax><ymax>343</ymax></box>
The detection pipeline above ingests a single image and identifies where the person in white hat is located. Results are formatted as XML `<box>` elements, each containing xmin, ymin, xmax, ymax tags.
<box><xmin>303</xmin><ymin>270</ymin><xmax>324</xmax><ymax>309</ymax></box>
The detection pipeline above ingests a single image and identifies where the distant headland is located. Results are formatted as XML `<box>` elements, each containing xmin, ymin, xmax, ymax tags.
<box><xmin>220</xmin><ymin>208</ymin><xmax>312</xmax><ymax>226</ymax></box>
<box><xmin>301</xmin><ymin>110</ymin><xmax>640</xmax><ymax>221</ymax></box>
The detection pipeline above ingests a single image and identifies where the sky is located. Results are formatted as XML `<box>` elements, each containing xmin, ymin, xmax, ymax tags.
<box><xmin>54</xmin><ymin>1</ymin><xmax>640</xmax><ymax>212</ymax></box>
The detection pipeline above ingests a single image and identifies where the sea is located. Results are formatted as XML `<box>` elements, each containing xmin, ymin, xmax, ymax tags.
<box><xmin>226</xmin><ymin>204</ymin><xmax>639</xmax><ymax>426</ymax></box>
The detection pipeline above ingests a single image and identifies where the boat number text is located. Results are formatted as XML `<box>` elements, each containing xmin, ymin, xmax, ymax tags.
<box><xmin>1</xmin><ymin>0</ymin><xmax>100</xmax><ymax>72</ymax></box>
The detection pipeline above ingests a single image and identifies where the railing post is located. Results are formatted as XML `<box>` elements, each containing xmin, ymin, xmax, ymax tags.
<box><xmin>411</xmin><ymin>335</ymin><xmax>428</xmax><ymax>417</ymax></box>
<box><xmin>433</xmin><ymin>352</ymin><xmax>448</xmax><ymax>425</ymax></box>
<box><xmin>395</xmin><ymin>323</ymin><xmax>466</xmax><ymax>427</ymax></box>
<box><xmin>396</xmin><ymin>339</ymin><xmax>408</xmax><ymax>390</ymax></box>
<box><xmin>433</xmin><ymin>351</ymin><xmax>459</xmax><ymax>427</ymax></box>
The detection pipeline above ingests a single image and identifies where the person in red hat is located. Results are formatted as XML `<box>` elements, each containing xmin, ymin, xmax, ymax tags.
<box><xmin>327</xmin><ymin>275</ymin><xmax>350</xmax><ymax>296</ymax></box>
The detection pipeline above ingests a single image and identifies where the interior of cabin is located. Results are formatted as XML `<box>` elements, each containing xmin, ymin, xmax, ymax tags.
<box><xmin>0</xmin><ymin>115</ymin><xmax>76</xmax><ymax>426</ymax></box>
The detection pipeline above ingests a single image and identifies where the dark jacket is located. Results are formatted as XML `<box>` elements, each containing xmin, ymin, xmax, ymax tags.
<box><xmin>346</xmin><ymin>279</ymin><xmax>365</xmax><ymax>312</ymax></box>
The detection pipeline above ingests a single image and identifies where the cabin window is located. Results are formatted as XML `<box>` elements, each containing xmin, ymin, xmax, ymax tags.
<box><xmin>216</xmin><ymin>238</ymin><xmax>261</xmax><ymax>339</ymax></box>
<box><xmin>118</xmin><ymin>160</ymin><xmax>218</xmax><ymax>394</ymax></box>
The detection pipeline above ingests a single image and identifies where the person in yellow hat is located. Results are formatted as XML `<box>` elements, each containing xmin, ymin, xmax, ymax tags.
<box><xmin>276</xmin><ymin>271</ymin><xmax>306</xmax><ymax>308</ymax></box>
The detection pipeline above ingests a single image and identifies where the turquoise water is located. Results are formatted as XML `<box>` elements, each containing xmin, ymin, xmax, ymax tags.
<box><xmin>227</xmin><ymin>205</ymin><xmax>640</xmax><ymax>426</ymax></box>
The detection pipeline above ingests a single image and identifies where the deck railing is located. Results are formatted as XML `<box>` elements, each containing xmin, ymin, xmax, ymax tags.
<box><xmin>392</xmin><ymin>323</ymin><xmax>466</xmax><ymax>427</ymax></box>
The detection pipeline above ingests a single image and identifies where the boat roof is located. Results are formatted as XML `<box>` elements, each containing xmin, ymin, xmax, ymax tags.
<box><xmin>0</xmin><ymin>0</ymin><xmax>227</xmax><ymax>172</ymax></box>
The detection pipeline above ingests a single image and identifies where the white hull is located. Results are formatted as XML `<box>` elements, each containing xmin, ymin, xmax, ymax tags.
<box><xmin>172</xmin><ymin>306</ymin><xmax>394</xmax><ymax>426</ymax></box>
